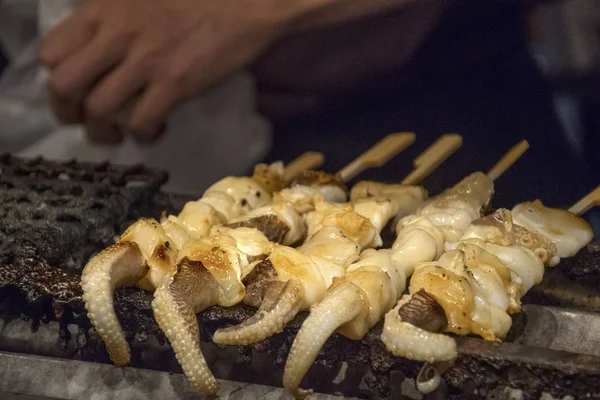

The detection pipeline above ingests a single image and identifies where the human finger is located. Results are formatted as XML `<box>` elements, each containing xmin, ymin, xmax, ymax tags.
<box><xmin>39</xmin><ymin>3</ymin><xmax>99</xmax><ymax>68</ymax></box>
<box><xmin>50</xmin><ymin>89</ymin><xmax>84</xmax><ymax>125</ymax></box>
<box><xmin>126</xmin><ymin>83</ymin><xmax>179</xmax><ymax>139</ymax></box>
<box><xmin>85</xmin><ymin>118</ymin><xmax>124</xmax><ymax>145</ymax></box>
<box><xmin>84</xmin><ymin>53</ymin><xmax>149</xmax><ymax>121</ymax></box>
<box><xmin>49</xmin><ymin>28</ymin><xmax>131</xmax><ymax>105</ymax></box>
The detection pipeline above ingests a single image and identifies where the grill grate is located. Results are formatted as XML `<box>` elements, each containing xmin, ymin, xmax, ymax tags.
<box><xmin>0</xmin><ymin>154</ymin><xmax>169</xmax><ymax>336</ymax></box>
<box><xmin>0</xmin><ymin>154</ymin><xmax>168</xmax><ymax>271</ymax></box>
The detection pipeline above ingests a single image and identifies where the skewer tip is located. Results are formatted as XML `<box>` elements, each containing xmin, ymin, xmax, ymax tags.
<box><xmin>569</xmin><ymin>185</ymin><xmax>600</xmax><ymax>216</ymax></box>
<box><xmin>486</xmin><ymin>139</ymin><xmax>529</xmax><ymax>182</ymax></box>
<box><xmin>338</xmin><ymin>132</ymin><xmax>416</xmax><ymax>182</ymax></box>
<box><xmin>401</xmin><ymin>134</ymin><xmax>463</xmax><ymax>185</ymax></box>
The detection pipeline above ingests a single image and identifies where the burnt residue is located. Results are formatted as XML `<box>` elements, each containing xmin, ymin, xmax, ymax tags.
<box><xmin>445</xmin><ymin>338</ymin><xmax>600</xmax><ymax>400</ymax></box>
<box><xmin>0</xmin><ymin>241</ymin><xmax>84</xmax><ymax>319</ymax></box>
<box><xmin>560</xmin><ymin>240</ymin><xmax>600</xmax><ymax>284</ymax></box>
<box><xmin>225</xmin><ymin>215</ymin><xmax>291</xmax><ymax>244</ymax></box>
<box><xmin>0</xmin><ymin>154</ymin><xmax>169</xmax><ymax>274</ymax></box>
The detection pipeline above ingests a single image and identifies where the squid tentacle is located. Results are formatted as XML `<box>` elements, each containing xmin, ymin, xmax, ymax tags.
<box><xmin>80</xmin><ymin>241</ymin><xmax>147</xmax><ymax>366</ymax></box>
<box><xmin>283</xmin><ymin>282</ymin><xmax>365</xmax><ymax>399</ymax></box>
<box><xmin>212</xmin><ymin>279</ymin><xmax>304</xmax><ymax>345</ymax></box>
<box><xmin>381</xmin><ymin>290</ymin><xmax>456</xmax><ymax>363</ymax></box>
<box><xmin>152</xmin><ymin>258</ymin><xmax>221</xmax><ymax>395</ymax></box>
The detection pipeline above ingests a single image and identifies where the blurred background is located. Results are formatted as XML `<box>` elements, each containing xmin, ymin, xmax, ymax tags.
<box><xmin>0</xmin><ymin>0</ymin><xmax>598</xmax><ymax>230</ymax></box>
<box><xmin>528</xmin><ymin>0</ymin><xmax>599</xmax><ymax>178</ymax></box>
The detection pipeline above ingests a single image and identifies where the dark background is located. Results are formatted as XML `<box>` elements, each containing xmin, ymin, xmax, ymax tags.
<box><xmin>262</xmin><ymin>1</ymin><xmax>599</xmax><ymax>229</ymax></box>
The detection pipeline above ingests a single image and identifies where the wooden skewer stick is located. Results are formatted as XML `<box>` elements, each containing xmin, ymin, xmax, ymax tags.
<box><xmin>486</xmin><ymin>140</ymin><xmax>529</xmax><ymax>182</ymax></box>
<box><xmin>401</xmin><ymin>134</ymin><xmax>463</xmax><ymax>185</ymax></box>
<box><xmin>569</xmin><ymin>185</ymin><xmax>600</xmax><ymax>216</ymax></box>
<box><xmin>283</xmin><ymin>152</ymin><xmax>325</xmax><ymax>183</ymax></box>
<box><xmin>338</xmin><ymin>132</ymin><xmax>416</xmax><ymax>182</ymax></box>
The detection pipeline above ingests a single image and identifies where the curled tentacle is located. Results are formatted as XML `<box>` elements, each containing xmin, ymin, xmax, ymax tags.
<box><xmin>212</xmin><ymin>279</ymin><xmax>304</xmax><ymax>345</ymax></box>
<box><xmin>416</xmin><ymin>360</ymin><xmax>454</xmax><ymax>394</ymax></box>
<box><xmin>283</xmin><ymin>282</ymin><xmax>366</xmax><ymax>399</ymax></box>
<box><xmin>152</xmin><ymin>258</ymin><xmax>221</xmax><ymax>395</ymax></box>
<box><xmin>381</xmin><ymin>290</ymin><xmax>457</xmax><ymax>363</ymax></box>
<box><xmin>80</xmin><ymin>242</ymin><xmax>147</xmax><ymax>366</ymax></box>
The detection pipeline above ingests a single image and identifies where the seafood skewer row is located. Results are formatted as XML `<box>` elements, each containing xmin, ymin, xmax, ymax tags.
<box><xmin>80</xmin><ymin>131</ymin><xmax>410</xmax><ymax>369</ymax></box>
<box><xmin>80</xmin><ymin>161</ymin><xmax>288</xmax><ymax>367</ymax></box>
<box><xmin>155</xmin><ymin>172</ymin><xmax>439</xmax><ymax>393</ymax></box>
<box><xmin>212</xmin><ymin>135</ymin><xmax>463</xmax><ymax>347</ymax></box>
<box><xmin>210</xmin><ymin>192</ymin><xmax>419</xmax><ymax>346</ymax></box>
<box><xmin>151</xmin><ymin>193</ymin><xmax>403</xmax><ymax>394</ymax></box>
<box><xmin>282</xmin><ymin>141</ymin><xmax>527</xmax><ymax>398</ymax></box>
<box><xmin>81</xmin><ymin>130</ymin><xmax>414</xmax><ymax>330</ymax></box>
<box><xmin>381</xmin><ymin>199</ymin><xmax>594</xmax><ymax>394</ymax></box>
<box><xmin>80</xmin><ymin>152</ymin><xmax>343</xmax><ymax>368</ymax></box>
<box><xmin>282</xmin><ymin>172</ymin><xmax>491</xmax><ymax>398</ymax></box>
<box><xmin>147</xmin><ymin>133</ymin><xmax>420</xmax><ymax>393</ymax></box>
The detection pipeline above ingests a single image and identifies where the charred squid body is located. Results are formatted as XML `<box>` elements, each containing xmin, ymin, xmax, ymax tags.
<box><xmin>151</xmin><ymin>226</ymin><xmax>275</xmax><ymax>394</ymax></box>
<box><xmin>224</xmin><ymin>199</ymin><xmax>305</xmax><ymax>245</ymax></box>
<box><xmin>80</xmin><ymin>163</ymin><xmax>285</xmax><ymax>366</ymax></box>
<box><xmin>289</xmin><ymin>170</ymin><xmax>348</xmax><ymax>206</ymax></box>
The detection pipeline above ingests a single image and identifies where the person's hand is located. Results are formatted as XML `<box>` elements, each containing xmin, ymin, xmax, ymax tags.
<box><xmin>40</xmin><ymin>0</ymin><xmax>294</xmax><ymax>142</ymax></box>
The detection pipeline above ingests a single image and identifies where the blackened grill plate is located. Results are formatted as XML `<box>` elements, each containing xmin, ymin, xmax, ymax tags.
<box><xmin>0</xmin><ymin>154</ymin><xmax>169</xmax><ymax>336</ymax></box>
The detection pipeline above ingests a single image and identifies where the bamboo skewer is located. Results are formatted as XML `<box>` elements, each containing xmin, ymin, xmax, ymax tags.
<box><xmin>487</xmin><ymin>140</ymin><xmax>529</xmax><ymax>181</ymax></box>
<box><xmin>401</xmin><ymin>134</ymin><xmax>463</xmax><ymax>185</ymax></box>
<box><xmin>283</xmin><ymin>152</ymin><xmax>325</xmax><ymax>183</ymax></box>
<box><xmin>338</xmin><ymin>132</ymin><xmax>416</xmax><ymax>182</ymax></box>
<box><xmin>570</xmin><ymin>185</ymin><xmax>600</xmax><ymax>216</ymax></box>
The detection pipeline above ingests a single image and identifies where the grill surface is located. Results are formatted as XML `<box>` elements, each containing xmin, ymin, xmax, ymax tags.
<box><xmin>0</xmin><ymin>154</ymin><xmax>169</xmax><ymax>344</ymax></box>
<box><xmin>1</xmin><ymin>154</ymin><xmax>599</xmax><ymax>399</ymax></box>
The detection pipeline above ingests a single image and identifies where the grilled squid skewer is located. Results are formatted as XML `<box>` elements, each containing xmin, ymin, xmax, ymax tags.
<box><xmin>282</xmin><ymin>212</ymin><xmax>446</xmax><ymax>398</ymax></box>
<box><xmin>382</xmin><ymin>204</ymin><xmax>593</xmax><ymax>393</ymax></box>
<box><xmin>80</xmin><ymin>162</ymin><xmax>289</xmax><ymax>366</ymax></box>
<box><xmin>212</xmin><ymin>181</ymin><xmax>428</xmax><ymax>346</ymax></box>
<box><xmin>212</xmin><ymin>196</ymin><xmax>383</xmax><ymax>346</ymax></box>
<box><xmin>152</xmin><ymin>226</ymin><xmax>275</xmax><ymax>393</ymax></box>
<box><xmin>281</xmin><ymin>171</ymin><xmax>494</xmax><ymax>397</ymax></box>
<box><xmin>151</xmin><ymin>134</ymin><xmax>419</xmax><ymax>394</ymax></box>
<box><xmin>150</xmin><ymin>181</ymin><xmax>356</xmax><ymax>394</ymax></box>
<box><xmin>283</xmin><ymin>250</ymin><xmax>402</xmax><ymax>399</ymax></box>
